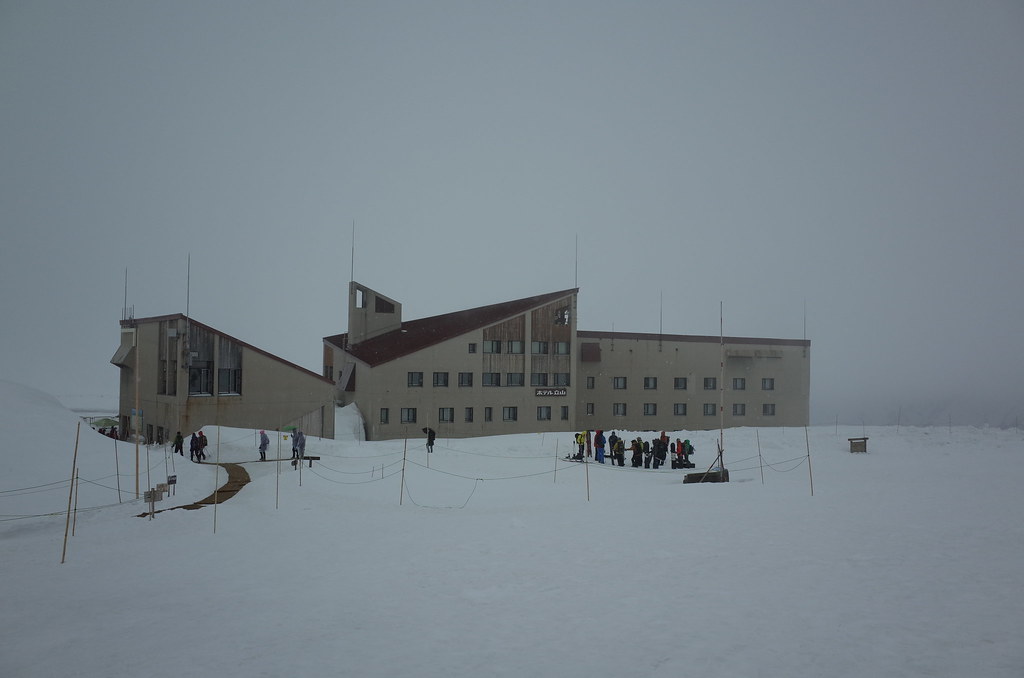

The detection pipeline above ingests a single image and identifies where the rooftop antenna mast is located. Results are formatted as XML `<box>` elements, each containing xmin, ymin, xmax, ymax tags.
<box><xmin>350</xmin><ymin>219</ymin><xmax>356</xmax><ymax>284</ymax></box>
<box><xmin>658</xmin><ymin>290</ymin><xmax>663</xmax><ymax>352</ymax></box>
<box><xmin>186</xmin><ymin>253</ymin><xmax>191</xmax><ymax>319</ymax></box>
<box><xmin>574</xmin><ymin>233</ymin><xmax>578</xmax><ymax>288</ymax></box>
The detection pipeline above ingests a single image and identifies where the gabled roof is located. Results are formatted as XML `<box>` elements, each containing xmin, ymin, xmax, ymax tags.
<box><xmin>325</xmin><ymin>288</ymin><xmax>577</xmax><ymax>368</ymax></box>
<box><xmin>121</xmin><ymin>314</ymin><xmax>333</xmax><ymax>383</ymax></box>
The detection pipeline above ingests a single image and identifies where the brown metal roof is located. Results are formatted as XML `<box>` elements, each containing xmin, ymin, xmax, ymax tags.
<box><xmin>576</xmin><ymin>330</ymin><xmax>810</xmax><ymax>347</ymax></box>
<box><xmin>333</xmin><ymin>288</ymin><xmax>578</xmax><ymax>367</ymax></box>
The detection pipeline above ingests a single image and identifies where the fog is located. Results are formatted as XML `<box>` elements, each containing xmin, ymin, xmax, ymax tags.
<box><xmin>2</xmin><ymin>1</ymin><xmax>1021</xmax><ymax>425</ymax></box>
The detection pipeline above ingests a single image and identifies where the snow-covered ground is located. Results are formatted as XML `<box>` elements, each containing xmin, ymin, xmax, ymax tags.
<box><xmin>1</xmin><ymin>379</ymin><xmax>1022</xmax><ymax>677</ymax></box>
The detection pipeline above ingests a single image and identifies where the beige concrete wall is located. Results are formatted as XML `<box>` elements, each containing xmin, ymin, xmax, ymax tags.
<box><xmin>330</xmin><ymin>290</ymin><xmax>809</xmax><ymax>441</ymax></box>
<box><xmin>355</xmin><ymin>295</ymin><xmax>578</xmax><ymax>441</ymax></box>
<box><xmin>574</xmin><ymin>333</ymin><xmax>810</xmax><ymax>432</ymax></box>
<box><xmin>116</xmin><ymin>317</ymin><xmax>335</xmax><ymax>444</ymax></box>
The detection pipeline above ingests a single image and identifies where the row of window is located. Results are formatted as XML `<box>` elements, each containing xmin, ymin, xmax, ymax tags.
<box><xmin>469</xmin><ymin>341</ymin><xmax>572</xmax><ymax>355</ymax></box>
<box><xmin>383</xmin><ymin>406</ymin><xmax>572</xmax><ymax>425</ymax></box>
<box><xmin>411</xmin><ymin>373</ymin><xmax>779</xmax><ymax>391</ymax></box>
<box><xmin>382</xmin><ymin>402</ymin><xmax>779</xmax><ymax>425</ymax></box>
<box><xmin>600</xmin><ymin>377</ymin><xmax>776</xmax><ymax>391</ymax></box>
<box><xmin>586</xmin><ymin>403</ymin><xmax>778</xmax><ymax>417</ymax></box>
<box><xmin>410</xmin><ymin>372</ymin><xmax>572</xmax><ymax>387</ymax></box>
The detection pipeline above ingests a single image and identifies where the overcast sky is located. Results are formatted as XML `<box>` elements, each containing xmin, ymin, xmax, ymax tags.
<box><xmin>2</xmin><ymin>1</ymin><xmax>1022</xmax><ymax>425</ymax></box>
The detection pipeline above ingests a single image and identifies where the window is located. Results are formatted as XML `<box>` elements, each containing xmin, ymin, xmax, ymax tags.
<box><xmin>674</xmin><ymin>377</ymin><xmax>688</xmax><ymax>390</ymax></box>
<box><xmin>733</xmin><ymin>403</ymin><xmax>746</xmax><ymax>416</ymax></box>
<box><xmin>586</xmin><ymin>403</ymin><xmax>595</xmax><ymax>415</ymax></box>
<box><xmin>703</xmin><ymin>403</ymin><xmax>717</xmax><ymax>416</ymax></box>
<box><xmin>763</xmin><ymin>403</ymin><xmax>776</xmax><ymax>416</ymax></box>
<box><xmin>483</xmin><ymin>372</ymin><xmax>500</xmax><ymax>387</ymax></box>
<box><xmin>674</xmin><ymin>403</ymin><xmax>687</xmax><ymax>416</ymax></box>
<box><xmin>189</xmin><ymin>362</ymin><xmax>213</xmax><ymax>395</ymax></box>
<box><xmin>507</xmin><ymin>340</ymin><xmax>524</xmax><ymax>354</ymax></box>
<box><xmin>380</xmin><ymin>408</ymin><xmax>389</xmax><ymax>424</ymax></box>
<box><xmin>503</xmin><ymin>407</ymin><xmax>518</xmax><ymax>422</ymax></box>
<box><xmin>537</xmin><ymin>406</ymin><xmax>552</xmax><ymax>421</ymax></box>
<box><xmin>439</xmin><ymin>407</ymin><xmax>454</xmax><ymax>423</ymax></box>
<box><xmin>465</xmin><ymin>407</ymin><xmax>474</xmax><ymax>423</ymax></box>
<box><xmin>554</xmin><ymin>341</ymin><xmax>571</xmax><ymax>355</ymax></box>
<box><xmin>531</xmin><ymin>373</ymin><xmax>549</xmax><ymax>386</ymax></box>
<box><xmin>401</xmin><ymin>408</ymin><xmax>417</xmax><ymax>423</ymax></box>
<box><xmin>560</xmin><ymin>406</ymin><xmax>569</xmax><ymax>421</ymax></box>
<box><xmin>217</xmin><ymin>364</ymin><xmax>242</xmax><ymax>395</ymax></box>
<box><xmin>188</xmin><ymin>324</ymin><xmax>214</xmax><ymax>395</ymax></box>
<box><xmin>458</xmin><ymin>372</ymin><xmax>473</xmax><ymax>387</ymax></box>
<box><xmin>613</xmin><ymin>403</ymin><xmax>627</xmax><ymax>416</ymax></box>
<box><xmin>733</xmin><ymin>377</ymin><xmax>746</xmax><ymax>390</ymax></box>
<box><xmin>531</xmin><ymin>341</ymin><xmax>549</xmax><ymax>355</ymax></box>
<box><xmin>506</xmin><ymin>373</ymin><xmax>525</xmax><ymax>387</ymax></box>
<box><xmin>762</xmin><ymin>378</ymin><xmax>776</xmax><ymax>391</ymax></box>
<box><xmin>704</xmin><ymin>377</ymin><xmax>717</xmax><ymax>390</ymax></box>
<box><xmin>408</xmin><ymin>372</ymin><xmax>423</xmax><ymax>387</ymax></box>
<box><xmin>433</xmin><ymin>372</ymin><xmax>449</xmax><ymax>387</ymax></box>
<box><xmin>484</xmin><ymin>407</ymin><xmax>493</xmax><ymax>422</ymax></box>
<box><xmin>553</xmin><ymin>373</ymin><xmax>571</xmax><ymax>387</ymax></box>
<box><xmin>643</xmin><ymin>403</ymin><xmax>657</xmax><ymax>416</ymax></box>
<box><xmin>586</xmin><ymin>376</ymin><xmax>595</xmax><ymax>389</ymax></box>
<box><xmin>483</xmin><ymin>340</ymin><xmax>501</xmax><ymax>354</ymax></box>
<box><xmin>613</xmin><ymin>377</ymin><xmax>627</xmax><ymax>390</ymax></box>
<box><xmin>217</xmin><ymin>337</ymin><xmax>242</xmax><ymax>395</ymax></box>
<box><xmin>158</xmin><ymin>321</ymin><xmax>178</xmax><ymax>396</ymax></box>
<box><xmin>644</xmin><ymin>377</ymin><xmax>658</xmax><ymax>390</ymax></box>
<box><xmin>468</xmin><ymin>343</ymin><xmax>477</xmax><ymax>354</ymax></box>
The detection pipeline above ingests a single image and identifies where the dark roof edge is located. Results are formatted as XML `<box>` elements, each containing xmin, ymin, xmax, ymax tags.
<box><xmin>577</xmin><ymin>330</ymin><xmax>810</xmax><ymax>347</ymax></box>
<box><xmin>121</xmin><ymin>314</ymin><xmax>334</xmax><ymax>384</ymax></box>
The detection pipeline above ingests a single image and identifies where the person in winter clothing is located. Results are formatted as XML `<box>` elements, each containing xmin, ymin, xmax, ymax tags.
<box><xmin>173</xmin><ymin>431</ymin><xmax>184</xmax><ymax>456</ymax></box>
<box><xmin>573</xmin><ymin>432</ymin><xmax>586</xmax><ymax>460</ymax></box>
<box><xmin>258</xmin><ymin>430</ymin><xmax>270</xmax><ymax>461</ymax></box>
<box><xmin>423</xmin><ymin>427</ymin><xmax>436</xmax><ymax>453</ymax></box>
<box><xmin>593</xmin><ymin>430</ymin><xmax>606</xmax><ymax>463</ymax></box>
<box><xmin>614</xmin><ymin>437</ymin><xmax>625</xmax><ymax>466</ymax></box>
<box><xmin>199</xmin><ymin>431</ymin><xmax>209</xmax><ymax>460</ymax></box>
<box><xmin>631</xmin><ymin>439</ymin><xmax>643</xmax><ymax>467</ymax></box>
<box><xmin>291</xmin><ymin>429</ymin><xmax>306</xmax><ymax>459</ymax></box>
<box><xmin>189</xmin><ymin>433</ymin><xmax>200</xmax><ymax>462</ymax></box>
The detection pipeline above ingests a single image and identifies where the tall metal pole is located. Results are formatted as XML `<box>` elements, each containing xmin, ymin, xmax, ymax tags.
<box><xmin>399</xmin><ymin>438</ymin><xmax>408</xmax><ymax>505</ymax></box>
<box><xmin>718</xmin><ymin>302</ymin><xmax>725</xmax><ymax>468</ymax></box>
<box><xmin>134</xmin><ymin>325</ymin><xmax>140</xmax><ymax>498</ymax></box>
<box><xmin>804</xmin><ymin>426</ymin><xmax>814</xmax><ymax>496</ymax></box>
<box><xmin>61</xmin><ymin>422</ymin><xmax>81</xmax><ymax>564</ymax></box>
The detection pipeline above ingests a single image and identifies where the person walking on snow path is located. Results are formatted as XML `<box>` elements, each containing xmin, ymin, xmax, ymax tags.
<box><xmin>173</xmin><ymin>431</ymin><xmax>184</xmax><ymax>456</ymax></box>
<box><xmin>258</xmin><ymin>430</ymin><xmax>269</xmax><ymax>461</ymax></box>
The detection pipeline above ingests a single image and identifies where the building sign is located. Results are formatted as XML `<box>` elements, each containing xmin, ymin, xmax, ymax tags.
<box><xmin>535</xmin><ymin>388</ymin><xmax>568</xmax><ymax>397</ymax></box>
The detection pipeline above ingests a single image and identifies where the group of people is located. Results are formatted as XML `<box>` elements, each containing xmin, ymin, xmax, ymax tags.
<box><xmin>571</xmin><ymin>430</ymin><xmax>695</xmax><ymax>469</ymax></box>
<box><xmin>257</xmin><ymin>428</ymin><xmax>306</xmax><ymax>462</ymax></box>
<box><xmin>165</xmin><ymin>428</ymin><xmax>304</xmax><ymax>464</ymax></box>
<box><xmin>97</xmin><ymin>426</ymin><xmax>119</xmax><ymax>440</ymax></box>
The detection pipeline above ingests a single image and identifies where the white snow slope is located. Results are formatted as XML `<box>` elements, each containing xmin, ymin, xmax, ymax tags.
<box><xmin>1</xmin><ymin>379</ymin><xmax>1022</xmax><ymax>677</ymax></box>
